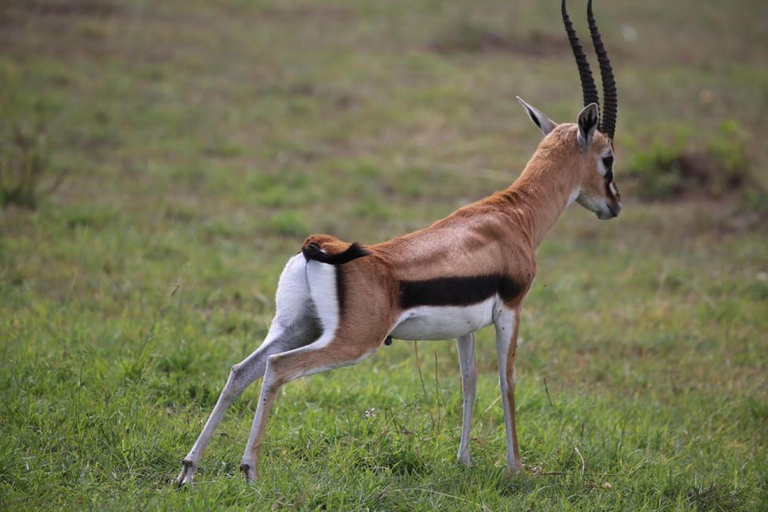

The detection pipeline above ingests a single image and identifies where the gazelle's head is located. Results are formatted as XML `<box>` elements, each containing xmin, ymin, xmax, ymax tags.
<box><xmin>518</xmin><ymin>0</ymin><xmax>621</xmax><ymax>220</ymax></box>
<box><xmin>517</xmin><ymin>100</ymin><xmax>621</xmax><ymax>220</ymax></box>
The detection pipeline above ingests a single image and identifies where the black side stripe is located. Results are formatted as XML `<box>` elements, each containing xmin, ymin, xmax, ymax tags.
<box><xmin>335</xmin><ymin>265</ymin><xmax>346</xmax><ymax>316</ymax></box>
<box><xmin>398</xmin><ymin>275</ymin><xmax>522</xmax><ymax>310</ymax></box>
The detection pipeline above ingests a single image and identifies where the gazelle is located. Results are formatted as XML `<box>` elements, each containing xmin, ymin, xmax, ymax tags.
<box><xmin>176</xmin><ymin>0</ymin><xmax>620</xmax><ymax>486</ymax></box>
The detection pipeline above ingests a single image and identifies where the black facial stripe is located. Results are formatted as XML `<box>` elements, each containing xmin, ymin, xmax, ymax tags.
<box><xmin>398</xmin><ymin>275</ymin><xmax>522</xmax><ymax>309</ymax></box>
<box><xmin>602</xmin><ymin>155</ymin><xmax>614</xmax><ymax>183</ymax></box>
<box><xmin>335</xmin><ymin>266</ymin><xmax>346</xmax><ymax>316</ymax></box>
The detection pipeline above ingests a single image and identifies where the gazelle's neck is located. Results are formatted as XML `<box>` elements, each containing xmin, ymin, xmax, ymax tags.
<box><xmin>498</xmin><ymin>138</ymin><xmax>581</xmax><ymax>248</ymax></box>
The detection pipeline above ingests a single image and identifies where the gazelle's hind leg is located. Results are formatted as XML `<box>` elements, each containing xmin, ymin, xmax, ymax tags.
<box><xmin>176</xmin><ymin>254</ymin><xmax>320</xmax><ymax>487</ymax></box>
<box><xmin>239</xmin><ymin>258</ymin><xmax>390</xmax><ymax>481</ymax></box>
<box><xmin>456</xmin><ymin>333</ymin><xmax>477</xmax><ymax>466</ymax></box>
<box><xmin>239</xmin><ymin>332</ymin><xmax>380</xmax><ymax>481</ymax></box>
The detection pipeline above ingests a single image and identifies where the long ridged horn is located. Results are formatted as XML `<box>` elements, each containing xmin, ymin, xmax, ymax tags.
<box><xmin>562</xmin><ymin>0</ymin><xmax>599</xmax><ymax>109</ymax></box>
<box><xmin>587</xmin><ymin>0</ymin><xmax>617</xmax><ymax>140</ymax></box>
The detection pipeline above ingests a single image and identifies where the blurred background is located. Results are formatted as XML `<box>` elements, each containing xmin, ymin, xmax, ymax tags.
<box><xmin>1</xmin><ymin>0</ymin><xmax>766</xmax><ymax>509</ymax></box>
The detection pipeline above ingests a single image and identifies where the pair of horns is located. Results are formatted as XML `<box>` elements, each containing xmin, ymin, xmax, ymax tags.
<box><xmin>562</xmin><ymin>0</ymin><xmax>617</xmax><ymax>141</ymax></box>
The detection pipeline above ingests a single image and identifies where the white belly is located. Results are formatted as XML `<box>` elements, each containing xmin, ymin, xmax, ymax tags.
<box><xmin>389</xmin><ymin>297</ymin><xmax>497</xmax><ymax>341</ymax></box>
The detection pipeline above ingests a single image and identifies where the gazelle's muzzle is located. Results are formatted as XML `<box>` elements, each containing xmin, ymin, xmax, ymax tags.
<box><xmin>597</xmin><ymin>201</ymin><xmax>621</xmax><ymax>220</ymax></box>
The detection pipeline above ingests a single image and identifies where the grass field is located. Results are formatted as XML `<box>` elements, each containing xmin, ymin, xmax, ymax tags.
<box><xmin>1</xmin><ymin>0</ymin><xmax>767</xmax><ymax>509</ymax></box>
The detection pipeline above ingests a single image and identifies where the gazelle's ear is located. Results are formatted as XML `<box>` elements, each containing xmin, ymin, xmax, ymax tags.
<box><xmin>517</xmin><ymin>96</ymin><xmax>557</xmax><ymax>137</ymax></box>
<box><xmin>576</xmin><ymin>103</ymin><xmax>599</xmax><ymax>154</ymax></box>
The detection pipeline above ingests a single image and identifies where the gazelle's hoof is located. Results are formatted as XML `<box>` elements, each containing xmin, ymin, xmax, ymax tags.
<box><xmin>175</xmin><ymin>459</ymin><xmax>196</xmax><ymax>487</ymax></box>
<box><xmin>457</xmin><ymin>453</ymin><xmax>471</xmax><ymax>468</ymax></box>
<box><xmin>240</xmin><ymin>462</ymin><xmax>257</xmax><ymax>483</ymax></box>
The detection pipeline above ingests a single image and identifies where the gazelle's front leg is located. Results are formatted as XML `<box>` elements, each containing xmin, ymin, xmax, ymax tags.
<box><xmin>494</xmin><ymin>306</ymin><xmax>523</xmax><ymax>472</ymax></box>
<box><xmin>456</xmin><ymin>333</ymin><xmax>477</xmax><ymax>466</ymax></box>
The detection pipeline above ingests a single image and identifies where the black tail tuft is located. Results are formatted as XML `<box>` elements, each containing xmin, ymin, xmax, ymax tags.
<box><xmin>302</xmin><ymin>242</ymin><xmax>371</xmax><ymax>265</ymax></box>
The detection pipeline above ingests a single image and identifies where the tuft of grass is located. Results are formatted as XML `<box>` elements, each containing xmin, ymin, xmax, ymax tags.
<box><xmin>0</xmin><ymin>94</ymin><xmax>65</xmax><ymax>209</ymax></box>
<box><xmin>626</xmin><ymin>120</ymin><xmax>755</xmax><ymax>201</ymax></box>
<box><xmin>706</xmin><ymin>119</ymin><xmax>751</xmax><ymax>189</ymax></box>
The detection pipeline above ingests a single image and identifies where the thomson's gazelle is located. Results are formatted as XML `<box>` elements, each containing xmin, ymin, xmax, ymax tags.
<box><xmin>176</xmin><ymin>0</ymin><xmax>621</xmax><ymax>486</ymax></box>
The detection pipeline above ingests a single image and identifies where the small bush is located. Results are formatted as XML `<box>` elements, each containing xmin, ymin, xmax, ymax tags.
<box><xmin>626</xmin><ymin>120</ymin><xmax>754</xmax><ymax>201</ymax></box>
<box><xmin>707</xmin><ymin>119</ymin><xmax>750</xmax><ymax>187</ymax></box>
<box><xmin>625</xmin><ymin>140</ymin><xmax>686</xmax><ymax>200</ymax></box>
<box><xmin>0</xmin><ymin>87</ymin><xmax>64</xmax><ymax>209</ymax></box>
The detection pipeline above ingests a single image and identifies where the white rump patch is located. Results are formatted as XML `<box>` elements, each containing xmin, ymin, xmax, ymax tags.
<box><xmin>305</xmin><ymin>260</ymin><xmax>339</xmax><ymax>345</ymax></box>
<box><xmin>273</xmin><ymin>254</ymin><xmax>311</xmax><ymax>325</ymax></box>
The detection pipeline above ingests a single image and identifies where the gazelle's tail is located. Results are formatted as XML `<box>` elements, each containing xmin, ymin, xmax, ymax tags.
<box><xmin>301</xmin><ymin>236</ymin><xmax>370</xmax><ymax>265</ymax></box>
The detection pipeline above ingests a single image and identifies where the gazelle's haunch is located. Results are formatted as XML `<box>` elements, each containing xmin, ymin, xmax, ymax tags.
<box><xmin>175</xmin><ymin>0</ymin><xmax>621</xmax><ymax>486</ymax></box>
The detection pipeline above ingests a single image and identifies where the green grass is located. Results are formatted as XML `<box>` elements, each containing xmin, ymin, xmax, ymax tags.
<box><xmin>1</xmin><ymin>0</ymin><xmax>767</xmax><ymax>509</ymax></box>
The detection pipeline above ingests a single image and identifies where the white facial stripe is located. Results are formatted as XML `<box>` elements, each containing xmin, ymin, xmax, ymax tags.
<box><xmin>609</xmin><ymin>182</ymin><xmax>618</xmax><ymax>195</ymax></box>
<box><xmin>599</xmin><ymin>152</ymin><xmax>614</xmax><ymax>177</ymax></box>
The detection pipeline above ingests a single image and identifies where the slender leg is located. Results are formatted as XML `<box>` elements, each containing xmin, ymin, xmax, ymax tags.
<box><xmin>176</xmin><ymin>254</ymin><xmax>320</xmax><ymax>487</ymax></box>
<box><xmin>494</xmin><ymin>306</ymin><xmax>523</xmax><ymax>472</ymax></box>
<box><xmin>239</xmin><ymin>336</ymin><xmax>375</xmax><ymax>482</ymax></box>
<box><xmin>456</xmin><ymin>333</ymin><xmax>477</xmax><ymax>466</ymax></box>
<box><xmin>175</xmin><ymin>313</ymin><xmax>320</xmax><ymax>486</ymax></box>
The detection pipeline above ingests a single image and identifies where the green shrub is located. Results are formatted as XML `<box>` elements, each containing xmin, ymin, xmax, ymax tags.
<box><xmin>0</xmin><ymin>82</ymin><xmax>64</xmax><ymax>209</ymax></box>
<box><xmin>625</xmin><ymin>140</ymin><xmax>686</xmax><ymax>200</ymax></box>
<box><xmin>706</xmin><ymin>119</ymin><xmax>750</xmax><ymax>190</ymax></box>
<box><xmin>626</xmin><ymin>120</ymin><xmax>754</xmax><ymax>201</ymax></box>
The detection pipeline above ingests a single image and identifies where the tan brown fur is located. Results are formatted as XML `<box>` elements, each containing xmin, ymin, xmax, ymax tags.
<box><xmin>267</xmin><ymin>122</ymin><xmax>620</xmax><ymax>477</ymax></box>
<box><xmin>302</xmin><ymin>122</ymin><xmax>618</xmax><ymax>324</ymax></box>
<box><xmin>179</xmin><ymin>114</ymin><xmax>622</xmax><ymax>486</ymax></box>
